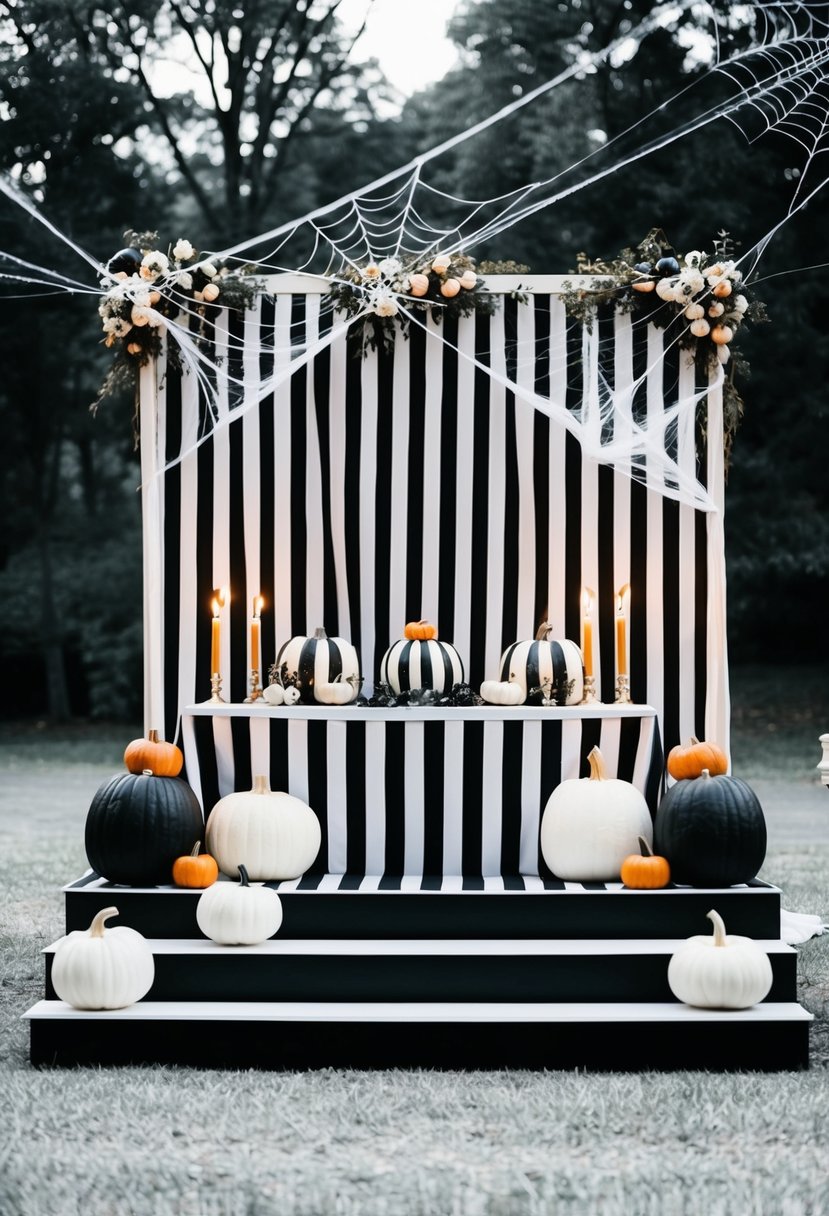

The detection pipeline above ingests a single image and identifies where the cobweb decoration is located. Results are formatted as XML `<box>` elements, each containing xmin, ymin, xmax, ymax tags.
<box><xmin>2</xmin><ymin>0</ymin><xmax>829</xmax><ymax>511</ymax></box>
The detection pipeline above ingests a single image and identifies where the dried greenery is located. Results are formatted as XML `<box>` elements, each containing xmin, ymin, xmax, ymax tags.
<box><xmin>560</xmin><ymin>230</ymin><xmax>767</xmax><ymax>455</ymax></box>
<box><xmin>93</xmin><ymin>230</ymin><xmax>260</xmax><ymax>413</ymax></box>
<box><xmin>328</xmin><ymin>253</ymin><xmax>499</xmax><ymax>355</ymax></box>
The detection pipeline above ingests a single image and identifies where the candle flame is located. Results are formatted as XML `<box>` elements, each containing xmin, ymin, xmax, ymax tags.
<box><xmin>253</xmin><ymin>595</ymin><xmax>264</xmax><ymax>617</ymax></box>
<box><xmin>616</xmin><ymin>583</ymin><xmax>630</xmax><ymax>613</ymax></box>
<box><xmin>581</xmin><ymin>586</ymin><xmax>595</xmax><ymax>616</ymax></box>
<box><xmin>211</xmin><ymin>598</ymin><xmax>220</xmax><ymax>618</ymax></box>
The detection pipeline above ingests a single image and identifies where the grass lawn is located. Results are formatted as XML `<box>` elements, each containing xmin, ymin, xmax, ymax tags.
<box><xmin>1</xmin><ymin>668</ymin><xmax>828</xmax><ymax>1215</ymax></box>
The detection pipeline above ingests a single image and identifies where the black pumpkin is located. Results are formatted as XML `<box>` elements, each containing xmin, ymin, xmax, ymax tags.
<box><xmin>654</xmin><ymin>770</ymin><xmax>767</xmax><ymax>887</ymax></box>
<box><xmin>85</xmin><ymin>771</ymin><xmax>204</xmax><ymax>886</ymax></box>
<box><xmin>106</xmin><ymin>246</ymin><xmax>143</xmax><ymax>276</ymax></box>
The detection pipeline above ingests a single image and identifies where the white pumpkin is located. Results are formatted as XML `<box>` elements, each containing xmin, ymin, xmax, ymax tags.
<box><xmin>540</xmin><ymin>746</ymin><xmax>653</xmax><ymax>881</ymax></box>
<box><xmin>667</xmin><ymin>909</ymin><xmax>773</xmax><ymax>1009</ymax></box>
<box><xmin>50</xmin><ymin>906</ymin><xmax>154</xmax><ymax>1010</ymax></box>
<box><xmin>315</xmin><ymin>674</ymin><xmax>357</xmax><ymax>705</ymax></box>
<box><xmin>480</xmin><ymin>679</ymin><xmax>524</xmax><ymax>706</ymax></box>
<box><xmin>275</xmin><ymin>626</ymin><xmax>360</xmax><ymax>704</ymax></box>
<box><xmin>282</xmin><ymin>685</ymin><xmax>301</xmax><ymax>705</ymax></box>
<box><xmin>206</xmin><ymin>775</ymin><xmax>322</xmax><ymax>880</ymax></box>
<box><xmin>196</xmin><ymin>865</ymin><xmax>283</xmax><ymax>945</ymax></box>
<box><xmin>262</xmin><ymin>682</ymin><xmax>285</xmax><ymax>706</ymax></box>
<box><xmin>499</xmin><ymin>623</ymin><xmax>584</xmax><ymax>705</ymax></box>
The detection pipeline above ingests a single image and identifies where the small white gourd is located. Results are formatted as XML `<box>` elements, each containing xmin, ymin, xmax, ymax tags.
<box><xmin>540</xmin><ymin>746</ymin><xmax>653</xmax><ymax>881</ymax></box>
<box><xmin>667</xmin><ymin>909</ymin><xmax>773</xmax><ymax>1009</ymax></box>
<box><xmin>262</xmin><ymin>682</ymin><xmax>285</xmax><ymax>706</ymax></box>
<box><xmin>196</xmin><ymin>865</ymin><xmax>283</xmax><ymax>945</ymax></box>
<box><xmin>206</xmin><ymin>775</ymin><xmax>322</xmax><ymax>880</ymax></box>
<box><xmin>480</xmin><ymin>679</ymin><xmax>524</xmax><ymax>706</ymax></box>
<box><xmin>50</xmin><ymin>906</ymin><xmax>155</xmax><ymax>1010</ymax></box>
<box><xmin>315</xmin><ymin>674</ymin><xmax>356</xmax><ymax>705</ymax></box>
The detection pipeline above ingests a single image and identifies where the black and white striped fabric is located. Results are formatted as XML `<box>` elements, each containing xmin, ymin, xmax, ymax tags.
<box><xmin>146</xmin><ymin>279</ymin><xmax>728</xmax><ymax>818</ymax></box>
<box><xmin>181</xmin><ymin>707</ymin><xmax>662</xmax><ymax>878</ymax></box>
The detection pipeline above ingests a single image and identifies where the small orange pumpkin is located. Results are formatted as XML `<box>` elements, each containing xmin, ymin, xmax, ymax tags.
<box><xmin>667</xmin><ymin>736</ymin><xmax>728</xmax><ymax>781</ymax></box>
<box><xmin>124</xmin><ymin>729</ymin><xmax>184</xmax><ymax>778</ymax></box>
<box><xmin>620</xmin><ymin>836</ymin><xmax>671</xmax><ymax>889</ymax></box>
<box><xmin>403</xmin><ymin>620</ymin><xmax>438</xmax><ymax>641</ymax></box>
<box><xmin>172</xmin><ymin>840</ymin><xmax>219</xmax><ymax>889</ymax></box>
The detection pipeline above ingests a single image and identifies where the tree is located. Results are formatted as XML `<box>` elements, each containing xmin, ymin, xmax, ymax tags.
<box><xmin>398</xmin><ymin>0</ymin><xmax>829</xmax><ymax>657</ymax></box>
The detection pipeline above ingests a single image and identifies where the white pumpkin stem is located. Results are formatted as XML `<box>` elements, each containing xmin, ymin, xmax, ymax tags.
<box><xmin>252</xmin><ymin>775</ymin><xmax>271</xmax><ymax>795</ymax></box>
<box><xmin>190</xmin><ymin>841</ymin><xmax>202</xmax><ymax>858</ymax></box>
<box><xmin>700</xmin><ymin>768</ymin><xmax>712</xmax><ymax>780</ymax></box>
<box><xmin>141</xmin><ymin>768</ymin><xmax>153</xmax><ymax>777</ymax></box>
<box><xmin>707</xmin><ymin>909</ymin><xmax>727</xmax><ymax>946</ymax></box>
<box><xmin>637</xmin><ymin>836</ymin><xmax>653</xmax><ymax>858</ymax></box>
<box><xmin>148</xmin><ymin>729</ymin><xmax>160</xmax><ymax>743</ymax></box>
<box><xmin>586</xmin><ymin>746</ymin><xmax>607</xmax><ymax>781</ymax></box>
<box><xmin>535</xmin><ymin>621</ymin><xmax>554</xmax><ymax>641</ymax></box>
<box><xmin>314</xmin><ymin>626</ymin><xmax>327</xmax><ymax>639</ymax></box>
<box><xmin>90</xmin><ymin>907</ymin><xmax>119</xmax><ymax>937</ymax></box>
<box><xmin>688</xmin><ymin>736</ymin><xmax>700</xmax><ymax>746</ymax></box>
<box><xmin>238</xmin><ymin>864</ymin><xmax>251</xmax><ymax>887</ymax></box>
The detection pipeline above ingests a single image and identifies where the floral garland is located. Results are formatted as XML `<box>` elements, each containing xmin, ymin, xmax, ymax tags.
<box><xmin>561</xmin><ymin>230</ymin><xmax>767</xmax><ymax>450</ymax></box>
<box><xmin>328</xmin><ymin>252</ymin><xmax>500</xmax><ymax>354</ymax></box>
<box><xmin>95</xmin><ymin>229</ymin><xmax>259</xmax><ymax>407</ymax></box>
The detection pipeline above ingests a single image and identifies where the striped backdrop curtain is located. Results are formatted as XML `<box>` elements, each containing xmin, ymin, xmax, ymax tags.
<box><xmin>141</xmin><ymin>282</ymin><xmax>728</xmax><ymax>761</ymax></box>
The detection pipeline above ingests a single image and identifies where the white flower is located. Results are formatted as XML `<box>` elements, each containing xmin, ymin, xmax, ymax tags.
<box><xmin>175</xmin><ymin>271</ymin><xmax>193</xmax><ymax>291</ymax></box>
<box><xmin>141</xmin><ymin>251</ymin><xmax>170</xmax><ymax>278</ymax></box>
<box><xmin>432</xmin><ymin>253</ymin><xmax>452</xmax><ymax>274</ymax></box>
<box><xmin>733</xmin><ymin>294</ymin><xmax>748</xmax><ymax>315</ymax></box>
<box><xmin>200</xmin><ymin>262</ymin><xmax>217</xmax><ymax>278</ymax></box>
<box><xmin>173</xmin><ymin>239</ymin><xmax>195</xmax><ymax>261</ymax></box>
<box><xmin>679</xmin><ymin>269</ymin><xmax>705</xmax><ymax>296</ymax></box>
<box><xmin>684</xmin><ymin>250</ymin><xmax>703</xmax><ymax>267</ymax></box>
<box><xmin>132</xmin><ymin>289</ymin><xmax>152</xmax><ymax>308</ymax></box>
<box><xmin>372</xmin><ymin>292</ymin><xmax>399</xmax><ymax>318</ymax></box>
<box><xmin>146</xmin><ymin>311</ymin><xmax>164</xmax><ymax>329</ymax></box>
<box><xmin>378</xmin><ymin>257</ymin><xmax>402</xmax><ymax>278</ymax></box>
<box><xmin>362</xmin><ymin>263</ymin><xmax>381</xmax><ymax>281</ymax></box>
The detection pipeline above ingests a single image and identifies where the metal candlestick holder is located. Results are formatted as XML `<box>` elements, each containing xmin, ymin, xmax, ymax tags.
<box><xmin>614</xmin><ymin>673</ymin><xmax>632</xmax><ymax>704</ymax></box>
<box><xmin>244</xmin><ymin>669</ymin><xmax>264</xmax><ymax>703</ymax></box>
<box><xmin>580</xmin><ymin>674</ymin><xmax>600</xmax><ymax>705</ymax></box>
<box><xmin>207</xmin><ymin>672</ymin><xmax>226</xmax><ymax>704</ymax></box>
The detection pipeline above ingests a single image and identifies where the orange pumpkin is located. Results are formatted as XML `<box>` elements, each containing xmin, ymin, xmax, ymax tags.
<box><xmin>124</xmin><ymin>729</ymin><xmax>184</xmax><ymax>778</ymax></box>
<box><xmin>620</xmin><ymin>836</ymin><xmax>671</xmax><ymax>889</ymax></box>
<box><xmin>667</xmin><ymin>736</ymin><xmax>728</xmax><ymax>781</ymax></box>
<box><xmin>403</xmin><ymin>620</ymin><xmax>438</xmax><ymax>641</ymax></box>
<box><xmin>172</xmin><ymin>841</ymin><xmax>219</xmax><ymax>889</ymax></box>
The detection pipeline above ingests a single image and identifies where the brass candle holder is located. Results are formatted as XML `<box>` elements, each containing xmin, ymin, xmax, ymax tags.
<box><xmin>580</xmin><ymin>674</ymin><xmax>600</xmax><ymax>705</ymax></box>
<box><xmin>244</xmin><ymin>669</ymin><xmax>264</xmax><ymax>703</ymax></box>
<box><xmin>208</xmin><ymin>672</ymin><xmax>226</xmax><ymax>704</ymax></box>
<box><xmin>614</xmin><ymin>673</ymin><xmax>632</xmax><ymax>705</ymax></box>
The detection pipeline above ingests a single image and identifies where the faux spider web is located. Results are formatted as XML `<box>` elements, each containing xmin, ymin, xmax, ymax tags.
<box><xmin>3</xmin><ymin>0</ymin><xmax>829</xmax><ymax>509</ymax></box>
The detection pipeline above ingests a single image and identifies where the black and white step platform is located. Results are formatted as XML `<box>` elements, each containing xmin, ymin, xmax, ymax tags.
<box><xmin>25</xmin><ymin>872</ymin><xmax>813</xmax><ymax>1070</ymax></box>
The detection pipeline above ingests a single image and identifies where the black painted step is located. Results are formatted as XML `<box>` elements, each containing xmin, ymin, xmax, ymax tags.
<box><xmin>43</xmin><ymin>937</ymin><xmax>799</xmax><ymax>1005</ymax></box>
<box><xmin>26</xmin><ymin>1000</ymin><xmax>812</xmax><ymax>1071</ymax></box>
<box><xmin>64</xmin><ymin>873</ymin><xmax>782</xmax><ymax>941</ymax></box>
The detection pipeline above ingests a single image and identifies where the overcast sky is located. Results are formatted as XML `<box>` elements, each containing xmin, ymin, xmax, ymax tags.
<box><xmin>339</xmin><ymin>0</ymin><xmax>461</xmax><ymax>96</ymax></box>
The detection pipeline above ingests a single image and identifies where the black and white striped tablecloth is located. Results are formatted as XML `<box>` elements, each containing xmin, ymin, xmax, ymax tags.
<box><xmin>182</xmin><ymin>705</ymin><xmax>663</xmax><ymax>879</ymax></box>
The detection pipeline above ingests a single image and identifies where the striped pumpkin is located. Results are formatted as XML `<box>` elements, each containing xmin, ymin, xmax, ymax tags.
<box><xmin>380</xmin><ymin>637</ymin><xmax>465</xmax><ymax>694</ymax></box>
<box><xmin>498</xmin><ymin>623</ymin><xmax>584</xmax><ymax>705</ymax></box>
<box><xmin>276</xmin><ymin>627</ymin><xmax>360</xmax><ymax>704</ymax></box>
